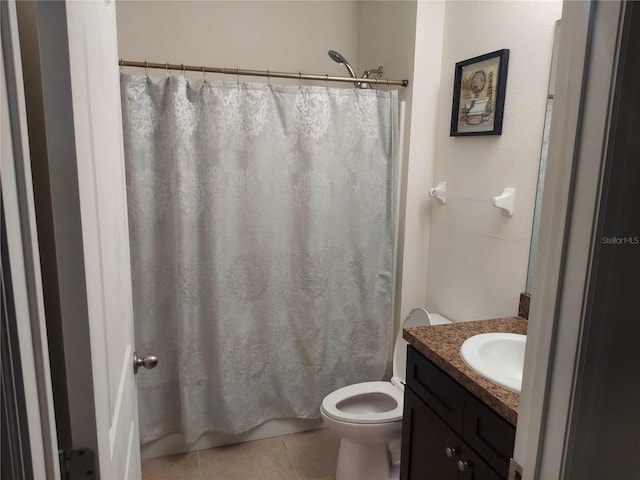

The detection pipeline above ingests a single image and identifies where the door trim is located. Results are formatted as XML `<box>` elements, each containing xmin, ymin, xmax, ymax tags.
<box><xmin>1</xmin><ymin>1</ymin><xmax>60</xmax><ymax>477</ymax></box>
<box><xmin>513</xmin><ymin>1</ymin><xmax>624</xmax><ymax>478</ymax></box>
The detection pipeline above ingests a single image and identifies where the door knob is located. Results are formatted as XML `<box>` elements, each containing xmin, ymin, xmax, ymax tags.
<box><xmin>445</xmin><ymin>446</ymin><xmax>458</xmax><ymax>458</ymax></box>
<box><xmin>134</xmin><ymin>352</ymin><xmax>158</xmax><ymax>374</ymax></box>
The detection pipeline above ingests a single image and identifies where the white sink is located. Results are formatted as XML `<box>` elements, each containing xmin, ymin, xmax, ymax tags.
<box><xmin>460</xmin><ymin>333</ymin><xmax>526</xmax><ymax>392</ymax></box>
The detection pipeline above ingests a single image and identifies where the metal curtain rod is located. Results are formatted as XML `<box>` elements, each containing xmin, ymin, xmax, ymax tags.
<box><xmin>118</xmin><ymin>60</ymin><xmax>409</xmax><ymax>87</ymax></box>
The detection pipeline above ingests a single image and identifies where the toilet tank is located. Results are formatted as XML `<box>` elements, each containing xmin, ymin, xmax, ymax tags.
<box><xmin>390</xmin><ymin>308</ymin><xmax>451</xmax><ymax>388</ymax></box>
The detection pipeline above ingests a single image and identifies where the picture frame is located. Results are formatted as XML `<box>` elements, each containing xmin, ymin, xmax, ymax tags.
<box><xmin>450</xmin><ymin>49</ymin><xmax>509</xmax><ymax>136</ymax></box>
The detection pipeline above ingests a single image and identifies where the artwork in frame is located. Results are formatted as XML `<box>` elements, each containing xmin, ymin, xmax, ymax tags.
<box><xmin>450</xmin><ymin>49</ymin><xmax>509</xmax><ymax>136</ymax></box>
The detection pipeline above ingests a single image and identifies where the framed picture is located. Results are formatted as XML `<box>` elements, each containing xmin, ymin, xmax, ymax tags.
<box><xmin>450</xmin><ymin>49</ymin><xmax>509</xmax><ymax>136</ymax></box>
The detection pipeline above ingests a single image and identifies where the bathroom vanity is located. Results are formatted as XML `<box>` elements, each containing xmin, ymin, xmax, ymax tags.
<box><xmin>400</xmin><ymin>317</ymin><xmax>527</xmax><ymax>480</ymax></box>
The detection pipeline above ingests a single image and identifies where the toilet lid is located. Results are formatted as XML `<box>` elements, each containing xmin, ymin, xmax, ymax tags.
<box><xmin>321</xmin><ymin>381</ymin><xmax>404</xmax><ymax>424</ymax></box>
<box><xmin>391</xmin><ymin>308</ymin><xmax>451</xmax><ymax>385</ymax></box>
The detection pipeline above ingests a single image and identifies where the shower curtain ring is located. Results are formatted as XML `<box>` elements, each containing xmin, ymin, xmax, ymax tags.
<box><xmin>298</xmin><ymin>72</ymin><xmax>302</xmax><ymax>88</ymax></box>
<box><xmin>325</xmin><ymin>74</ymin><xmax>329</xmax><ymax>88</ymax></box>
<box><xmin>166</xmin><ymin>62</ymin><xmax>170</xmax><ymax>77</ymax></box>
<box><xmin>181</xmin><ymin>64</ymin><xmax>185</xmax><ymax>77</ymax></box>
<box><xmin>267</xmin><ymin>70</ymin><xmax>270</xmax><ymax>85</ymax></box>
<box><xmin>236</xmin><ymin>67</ymin><xmax>240</xmax><ymax>85</ymax></box>
<box><xmin>144</xmin><ymin>61</ymin><xmax>149</xmax><ymax>76</ymax></box>
<box><xmin>202</xmin><ymin>66</ymin><xmax>206</xmax><ymax>81</ymax></box>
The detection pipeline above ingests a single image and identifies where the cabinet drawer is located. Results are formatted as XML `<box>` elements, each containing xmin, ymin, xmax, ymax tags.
<box><xmin>463</xmin><ymin>393</ymin><xmax>515</xmax><ymax>479</ymax></box>
<box><xmin>406</xmin><ymin>346</ymin><xmax>466</xmax><ymax>434</ymax></box>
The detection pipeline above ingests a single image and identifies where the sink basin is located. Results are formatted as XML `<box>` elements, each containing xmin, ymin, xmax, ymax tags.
<box><xmin>460</xmin><ymin>333</ymin><xmax>526</xmax><ymax>392</ymax></box>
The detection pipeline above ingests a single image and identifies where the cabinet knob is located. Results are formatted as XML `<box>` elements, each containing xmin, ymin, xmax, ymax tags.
<box><xmin>457</xmin><ymin>460</ymin><xmax>471</xmax><ymax>472</ymax></box>
<box><xmin>445</xmin><ymin>446</ymin><xmax>457</xmax><ymax>458</ymax></box>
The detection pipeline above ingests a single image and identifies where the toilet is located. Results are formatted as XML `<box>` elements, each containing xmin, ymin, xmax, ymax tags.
<box><xmin>320</xmin><ymin>308</ymin><xmax>451</xmax><ymax>480</ymax></box>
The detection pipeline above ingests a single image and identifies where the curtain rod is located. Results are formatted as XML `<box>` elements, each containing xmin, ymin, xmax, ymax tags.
<box><xmin>119</xmin><ymin>60</ymin><xmax>409</xmax><ymax>87</ymax></box>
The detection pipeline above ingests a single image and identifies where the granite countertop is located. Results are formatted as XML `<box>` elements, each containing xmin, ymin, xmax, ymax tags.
<box><xmin>403</xmin><ymin>317</ymin><xmax>527</xmax><ymax>426</ymax></box>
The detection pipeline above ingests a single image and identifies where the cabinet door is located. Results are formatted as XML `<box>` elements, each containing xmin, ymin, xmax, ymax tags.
<box><xmin>463</xmin><ymin>394</ymin><xmax>515</xmax><ymax>479</ymax></box>
<box><xmin>456</xmin><ymin>443</ymin><xmax>503</xmax><ymax>480</ymax></box>
<box><xmin>401</xmin><ymin>387</ymin><xmax>460</xmax><ymax>480</ymax></box>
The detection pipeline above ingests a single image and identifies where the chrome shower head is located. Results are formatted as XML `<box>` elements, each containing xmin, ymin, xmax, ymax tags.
<box><xmin>328</xmin><ymin>50</ymin><xmax>358</xmax><ymax>84</ymax></box>
<box><xmin>328</xmin><ymin>50</ymin><xmax>348</xmax><ymax>65</ymax></box>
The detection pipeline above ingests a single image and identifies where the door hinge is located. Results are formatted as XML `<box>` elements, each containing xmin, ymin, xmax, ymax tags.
<box><xmin>508</xmin><ymin>458</ymin><xmax>523</xmax><ymax>480</ymax></box>
<box><xmin>58</xmin><ymin>448</ymin><xmax>96</xmax><ymax>480</ymax></box>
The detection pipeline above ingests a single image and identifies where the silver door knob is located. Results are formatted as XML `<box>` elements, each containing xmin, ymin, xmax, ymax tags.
<box><xmin>445</xmin><ymin>446</ymin><xmax>457</xmax><ymax>458</ymax></box>
<box><xmin>134</xmin><ymin>352</ymin><xmax>158</xmax><ymax>374</ymax></box>
<box><xmin>457</xmin><ymin>460</ymin><xmax>471</xmax><ymax>472</ymax></box>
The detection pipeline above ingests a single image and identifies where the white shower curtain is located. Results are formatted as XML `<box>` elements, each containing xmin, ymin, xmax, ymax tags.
<box><xmin>120</xmin><ymin>74</ymin><xmax>398</xmax><ymax>444</ymax></box>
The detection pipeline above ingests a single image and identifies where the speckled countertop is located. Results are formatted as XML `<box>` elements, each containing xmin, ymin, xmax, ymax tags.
<box><xmin>403</xmin><ymin>317</ymin><xmax>527</xmax><ymax>426</ymax></box>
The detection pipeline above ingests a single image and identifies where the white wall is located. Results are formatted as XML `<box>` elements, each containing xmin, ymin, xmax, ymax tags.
<box><xmin>425</xmin><ymin>1</ymin><xmax>562</xmax><ymax>321</ymax></box>
<box><xmin>357</xmin><ymin>0</ymin><xmax>425</xmax><ymax>356</ymax></box>
<box><xmin>116</xmin><ymin>0</ymin><xmax>360</xmax><ymax>83</ymax></box>
<box><xmin>357</xmin><ymin>1</ymin><xmax>417</xmax><ymax>104</ymax></box>
<box><xmin>398</xmin><ymin>1</ymin><xmax>445</xmax><ymax>326</ymax></box>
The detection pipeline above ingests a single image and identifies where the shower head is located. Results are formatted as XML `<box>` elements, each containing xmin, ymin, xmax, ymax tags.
<box><xmin>328</xmin><ymin>50</ymin><xmax>358</xmax><ymax>84</ymax></box>
<box><xmin>327</xmin><ymin>50</ymin><xmax>385</xmax><ymax>89</ymax></box>
<box><xmin>328</xmin><ymin>50</ymin><xmax>348</xmax><ymax>65</ymax></box>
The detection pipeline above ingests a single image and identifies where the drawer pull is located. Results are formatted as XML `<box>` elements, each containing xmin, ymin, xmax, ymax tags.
<box><xmin>445</xmin><ymin>446</ymin><xmax>457</xmax><ymax>458</ymax></box>
<box><xmin>457</xmin><ymin>460</ymin><xmax>471</xmax><ymax>472</ymax></box>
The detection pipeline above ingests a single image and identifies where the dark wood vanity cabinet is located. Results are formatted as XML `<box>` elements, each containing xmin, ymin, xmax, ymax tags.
<box><xmin>400</xmin><ymin>346</ymin><xmax>515</xmax><ymax>480</ymax></box>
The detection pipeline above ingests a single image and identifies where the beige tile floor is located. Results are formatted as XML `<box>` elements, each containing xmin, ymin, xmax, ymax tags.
<box><xmin>141</xmin><ymin>427</ymin><xmax>341</xmax><ymax>480</ymax></box>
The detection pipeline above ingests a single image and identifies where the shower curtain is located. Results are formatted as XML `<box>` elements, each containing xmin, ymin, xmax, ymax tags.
<box><xmin>120</xmin><ymin>74</ymin><xmax>398</xmax><ymax>444</ymax></box>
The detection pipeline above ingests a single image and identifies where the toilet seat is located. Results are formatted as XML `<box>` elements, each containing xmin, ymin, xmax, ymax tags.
<box><xmin>321</xmin><ymin>381</ymin><xmax>404</xmax><ymax>424</ymax></box>
<box><xmin>321</xmin><ymin>310</ymin><xmax>452</xmax><ymax>426</ymax></box>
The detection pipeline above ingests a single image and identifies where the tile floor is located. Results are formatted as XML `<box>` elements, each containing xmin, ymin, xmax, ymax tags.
<box><xmin>141</xmin><ymin>427</ymin><xmax>341</xmax><ymax>480</ymax></box>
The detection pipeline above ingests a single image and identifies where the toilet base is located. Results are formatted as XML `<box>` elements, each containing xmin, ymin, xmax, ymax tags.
<box><xmin>336</xmin><ymin>438</ymin><xmax>397</xmax><ymax>480</ymax></box>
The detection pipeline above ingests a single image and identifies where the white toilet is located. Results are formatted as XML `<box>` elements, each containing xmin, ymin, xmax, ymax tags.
<box><xmin>320</xmin><ymin>308</ymin><xmax>451</xmax><ymax>480</ymax></box>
